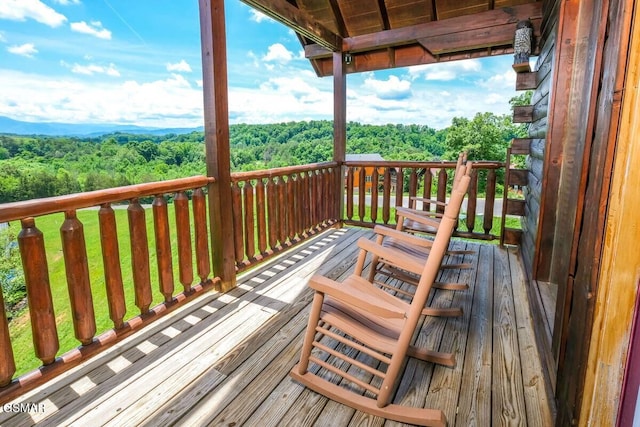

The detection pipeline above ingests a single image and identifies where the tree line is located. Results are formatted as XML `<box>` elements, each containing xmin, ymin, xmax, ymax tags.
<box><xmin>0</xmin><ymin>109</ymin><xmax>527</xmax><ymax>204</ymax></box>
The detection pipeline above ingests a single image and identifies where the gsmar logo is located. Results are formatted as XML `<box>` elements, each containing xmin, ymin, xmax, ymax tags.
<box><xmin>2</xmin><ymin>402</ymin><xmax>46</xmax><ymax>413</ymax></box>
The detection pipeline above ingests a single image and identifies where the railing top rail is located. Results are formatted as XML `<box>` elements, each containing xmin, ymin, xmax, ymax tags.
<box><xmin>230</xmin><ymin>161</ymin><xmax>338</xmax><ymax>182</ymax></box>
<box><xmin>0</xmin><ymin>176</ymin><xmax>214</xmax><ymax>223</ymax></box>
<box><xmin>343</xmin><ymin>160</ymin><xmax>504</xmax><ymax>169</ymax></box>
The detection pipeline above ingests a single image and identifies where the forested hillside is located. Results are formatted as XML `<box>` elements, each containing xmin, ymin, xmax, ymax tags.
<box><xmin>0</xmin><ymin>112</ymin><xmax>526</xmax><ymax>203</ymax></box>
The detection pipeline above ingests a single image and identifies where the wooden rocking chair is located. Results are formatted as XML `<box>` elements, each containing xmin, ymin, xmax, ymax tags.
<box><xmin>289</xmin><ymin>173</ymin><xmax>471</xmax><ymax>427</ymax></box>
<box><xmin>361</xmin><ymin>162</ymin><xmax>474</xmax><ymax>305</ymax></box>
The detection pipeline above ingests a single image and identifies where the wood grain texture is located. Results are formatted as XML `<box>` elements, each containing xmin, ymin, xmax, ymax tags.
<box><xmin>18</xmin><ymin>218</ymin><xmax>59</xmax><ymax>365</ymax></box>
<box><xmin>152</xmin><ymin>196</ymin><xmax>175</xmax><ymax>302</ymax></box>
<box><xmin>60</xmin><ymin>211</ymin><xmax>96</xmax><ymax>346</ymax></box>
<box><xmin>128</xmin><ymin>200</ymin><xmax>152</xmax><ymax>314</ymax></box>
<box><xmin>99</xmin><ymin>204</ymin><xmax>126</xmax><ymax>328</ymax></box>
<box><xmin>0</xmin><ymin>230</ymin><xmax>553</xmax><ymax>426</ymax></box>
<box><xmin>0</xmin><ymin>288</ymin><xmax>16</xmax><ymax>386</ymax></box>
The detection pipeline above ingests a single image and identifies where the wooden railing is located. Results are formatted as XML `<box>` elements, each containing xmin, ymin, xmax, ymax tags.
<box><xmin>0</xmin><ymin>176</ymin><xmax>216</xmax><ymax>402</ymax></box>
<box><xmin>230</xmin><ymin>162</ymin><xmax>339</xmax><ymax>271</ymax></box>
<box><xmin>343</xmin><ymin>160</ymin><xmax>505</xmax><ymax>240</ymax></box>
<box><xmin>0</xmin><ymin>159</ymin><xmax>507</xmax><ymax>402</ymax></box>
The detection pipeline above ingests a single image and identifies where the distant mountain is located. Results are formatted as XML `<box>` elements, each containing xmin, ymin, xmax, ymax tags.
<box><xmin>0</xmin><ymin>116</ymin><xmax>203</xmax><ymax>137</ymax></box>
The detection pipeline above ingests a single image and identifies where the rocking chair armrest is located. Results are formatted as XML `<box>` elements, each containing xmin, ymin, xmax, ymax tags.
<box><xmin>357</xmin><ymin>238</ymin><xmax>424</xmax><ymax>274</ymax></box>
<box><xmin>308</xmin><ymin>274</ymin><xmax>405</xmax><ymax>319</ymax></box>
<box><xmin>372</xmin><ymin>225</ymin><xmax>434</xmax><ymax>249</ymax></box>
<box><xmin>396</xmin><ymin>207</ymin><xmax>442</xmax><ymax>228</ymax></box>
<box><xmin>409</xmin><ymin>196</ymin><xmax>448</xmax><ymax>207</ymax></box>
<box><xmin>397</xmin><ymin>206</ymin><xmax>444</xmax><ymax>219</ymax></box>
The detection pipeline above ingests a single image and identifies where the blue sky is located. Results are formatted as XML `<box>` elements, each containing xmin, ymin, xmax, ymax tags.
<box><xmin>0</xmin><ymin>0</ymin><xmax>522</xmax><ymax>129</ymax></box>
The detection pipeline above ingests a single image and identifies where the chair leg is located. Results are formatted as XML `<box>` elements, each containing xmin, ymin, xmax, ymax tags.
<box><xmin>295</xmin><ymin>292</ymin><xmax>325</xmax><ymax>375</ymax></box>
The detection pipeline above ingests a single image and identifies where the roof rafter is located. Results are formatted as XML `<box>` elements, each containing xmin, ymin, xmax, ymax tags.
<box><xmin>305</xmin><ymin>2</ymin><xmax>542</xmax><ymax>58</ymax></box>
<box><xmin>241</xmin><ymin>0</ymin><xmax>342</xmax><ymax>51</ymax></box>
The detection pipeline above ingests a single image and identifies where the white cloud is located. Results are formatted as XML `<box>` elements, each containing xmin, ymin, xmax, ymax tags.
<box><xmin>70</xmin><ymin>21</ymin><xmax>112</xmax><ymax>40</ymax></box>
<box><xmin>263</xmin><ymin>43</ymin><xmax>293</xmax><ymax>63</ymax></box>
<box><xmin>409</xmin><ymin>59</ymin><xmax>483</xmax><ymax>81</ymax></box>
<box><xmin>362</xmin><ymin>75</ymin><xmax>412</xmax><ymax>100</ymax></box>
<box><xmin>0</xmin><ymin>32</ymin><xmax>6</xmax><ymax>43</ymax></box>
<box><xmin>0</xmin><ymin>69</ymin><xmax>204</xmax><ymax>127</ymax></box>
<box><xmin>477</xmin><ymin>69</ymin><xmax>516</xmax><ymax>89</ymax></box>
<box><xmin>8</xmin><ymin>43</ymin><xmax>38</xmax><ymax>58</ymax></box>
<box><xmin>166</xmin><ymin>60</ymin><xmax>192</xmax><ymax>73</ymax></box>
<box><xmin>0</xmin><ymin>0</ymin><xmax>67</xmax><ymax>27</ymax></box>
<box><xmin>249</xmin><ymin>9</ymin><xmax>274</xmax><ymax>23</ymax></box>
<box><xmin>67</xmin><ymin>62</ymin><xmax>120</xmax><ymax>77</ymax></box>
<box><xmin>52</xmin><ymin>0</ymin><xmax>80</xmax><ymax>5</ymax></box>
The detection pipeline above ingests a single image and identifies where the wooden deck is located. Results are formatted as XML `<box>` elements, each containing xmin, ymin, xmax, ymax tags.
<box><xmin>0</xmin><ymin>227</ymin><xmax>555</xmax><ymax>427</ymax></box>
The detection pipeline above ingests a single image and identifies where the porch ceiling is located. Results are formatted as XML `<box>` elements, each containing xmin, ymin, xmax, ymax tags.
<box><xmin>241</xmin><ymin>0</ymin><xmax>543</xmax><ymax>76</ymax></box>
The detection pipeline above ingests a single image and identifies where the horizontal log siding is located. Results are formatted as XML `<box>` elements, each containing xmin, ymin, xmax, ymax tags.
<box><xmin>0</xmin><ymin>176</ymin><xmax>217</xmax><ymax>402</ymax></box>
<box><xmin>230</xmin><ymin>162</ymin><xmax>339</xmax><ymax>272</ymax></box>
<box><xmin>523</xmin><ymin>3</ymin><xmax>556</xmax><ymax>279</ymax></box>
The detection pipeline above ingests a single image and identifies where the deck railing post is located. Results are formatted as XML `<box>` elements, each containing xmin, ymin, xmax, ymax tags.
<box><xmin>199</xmin><ymin>0</ymin><xmax>236</xmax><ymax>291</ymax></box>
<box><xmin>333</xmin><ymin>51</ymin><xmax>346</xmax><ymax>226</ymax></box>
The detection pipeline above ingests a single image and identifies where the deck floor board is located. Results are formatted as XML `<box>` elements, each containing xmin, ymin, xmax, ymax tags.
<box><xmin>2</xmin><ymin>227</ymin><xmax>554</xmax><ymax>427</ymax></box>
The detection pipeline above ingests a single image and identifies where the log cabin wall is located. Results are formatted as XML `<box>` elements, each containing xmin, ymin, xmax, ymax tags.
<box><xmin>523</xmin><ymin>0</ymin><xmax>634</xmax><ymax>424</ymax></box>
<box><xmin>521</xmin><ymin>0</ymin><xmax>557</xmax><ymax>280</ymax></box>
<box><xmin>517</xmin><ymin>0</ymin><xmax>559</xmax><ymax>388</ymax></box>
<box><xmin>520</xmin><ymin>0</ymin><xmax>551</xmax><ymax>279</ymax></box>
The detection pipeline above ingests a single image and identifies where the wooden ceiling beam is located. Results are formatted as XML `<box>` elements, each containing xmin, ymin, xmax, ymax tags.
<box><xmin>340</xmin><ymin>2</ymin><xmax>541</xmax><ymax>53</ymax></box>
<box><xmin>419</xmin><ymin>16</ymin><xmax>541</xmax><ymax>54</ymax></box>
<box><xmin>312</xmin><ymin>44</ymin><xmax>512</xmax><ymax>76</ymax></box>
<box><xmin>240</xmin><ymin>0</ymin><xmax>342</xmax><ymax>51</ymax></box>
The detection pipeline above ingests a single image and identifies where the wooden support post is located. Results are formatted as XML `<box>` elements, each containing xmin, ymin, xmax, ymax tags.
<box><xmin>199</xmin><ymin>0</ymin><xmax>236</xmax><ymax>291</ymax></box>
<box><xmin>333</xmin><ymin>51</ymin><xmax>346</xmax><ymax>225</ymax></box>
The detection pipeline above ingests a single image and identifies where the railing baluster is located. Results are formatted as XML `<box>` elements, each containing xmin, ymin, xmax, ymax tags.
<box><xmin>0</xmin><ymin>288</ymin><xmax>16</xmax><ymax>386</ymax></box>
<box><xmin>371</xmin><ymin>168</ymin><xmax>379</xmax><ymax>223</ymax></box>
<box><xmin>98</xmin><ymin>204</ymin><xmax>126</xmax><ymax>328</ymax></box>
<box><xmin>277</xmin><ymin>177</ymin><xmax>287</xmax><ymax>245</ymax></box>
<box><xmin>422</xmin><ymin>168</ymin><xmax>432</xmax><ymax>211</ymax></box>
<box><xmin>358</xmin><ymin>167</ymin><xmax>366</xmax><ymax>221</ymax></box>
<box><xmin>60</xmin><ymin>210</ymin><xmax>96</xmax><ymax>345</ymax></box>
<box><xmin>484</xmin><ymin>169</ymin><xmax>497</xmax><ymax>234</ymax></box>
<box><xmin>255</xmin><ymin>179</ymin><xmax>267</xmax><ymax>255</ymax></box>
<box><xmin>302</xmin><ymin>171</ymin><xmax>309</xmax><ymax>231</ymax></box>
<box><xmin>128</xmin><ymin>199</ymin><xmax>152</xmax><ymax>314</ymax></box>
<box><xmin>346</xmin><ymin>167</ymin><xmax>354</xmax><ymax>221</ymax></box>
<box><xmin>466</xmin><ymin>168</ymin><xmax>478</xmax><ymax>232</ymax></box>
<box><xmin>175</xmin><ymin>191</ymin><xmax>194</xmax><ymax>292</ymax></box>
<box><xmin>382</xmin><ymin>167</ymin><xmax>391</xmax><ymax>224</ymax></box>
<box><xmin>231</xmin><ymin>182</ymin><xmax>244</xmax><ymax>263</ymax></box>
<box><xmin>192</xmin><ymin>188</ymin><xmax>211</xmax><ymax>283</ymax></box>
<box><xmin>267</xmin><ymin>177</ymin><xmax>278</xmax><ymax>251</ymax></box>
<box><xmin>153</xmin><ymin>196</ymin><xmax>174</xmax><ymax>302</ymax></box>
<box><xmin>437</xmin><ymin>169</ymin><xmax>447</xmax><ymax>214</ymax></box>
<box><xmin>409</xmin><ymin>168</ymin><xmax>418</xmax><ymax>202</ymax></box>
<box><xmin>243</xmin><ymin>181</ymin><xmax>256</xmax><ymax>260</ymax></box>
<box><xmin>322</xmin><ymin>168</ymin><xmax>330</xmax><ymax>222</ymax></box>
<box><xmin>395</xmin><ymin>167</ymin><xmax>404</xmax><ymax>222</ymax></box>
<box><xmin>311</xmin><ymin>170</ymin><xmax>319</xmax><ymax>228</ymax></box>
<box><xmin>18</xmin><ymin>218</ymin><xmax>59</xmax><ymax>364</ymax></box>
<box><xmin>287</xmin><ymin>175</ymin><xmax>296</xmax><ymax>241</ymax></box>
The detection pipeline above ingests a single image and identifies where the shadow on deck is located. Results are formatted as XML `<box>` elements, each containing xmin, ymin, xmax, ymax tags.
<box><xmin>0</xmin><ymin>227</ymin><xmax>555</xmax><ymax>426</ymax></box>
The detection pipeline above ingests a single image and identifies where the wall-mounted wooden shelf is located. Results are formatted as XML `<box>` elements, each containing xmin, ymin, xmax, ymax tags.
<box><xmin>512</xmin><ymin>62</ymin><xmax>532</xmax><ymax>73</ymax></box>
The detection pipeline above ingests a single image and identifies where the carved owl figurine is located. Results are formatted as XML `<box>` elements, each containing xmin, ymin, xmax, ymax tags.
<box><xmin>514</xmin><ymin>20</ymin><xmax>533</xmax><ymax>64</ymax></box>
